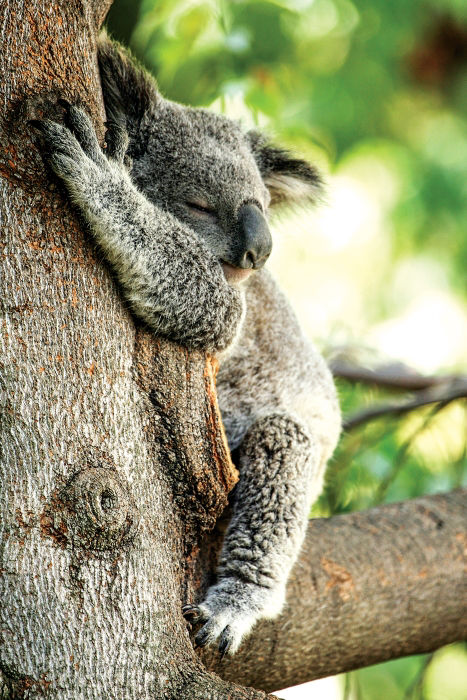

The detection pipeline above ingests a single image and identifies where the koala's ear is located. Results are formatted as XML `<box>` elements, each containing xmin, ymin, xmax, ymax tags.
<box><xmin>97</xmin><ymin>31</ymin><xmax>160</xmax><ymax>144</ymax></box>
<box><xmin>248</xmin><ymin>131</ymin><xmax>323</xmax><ymax>208</ymax></box>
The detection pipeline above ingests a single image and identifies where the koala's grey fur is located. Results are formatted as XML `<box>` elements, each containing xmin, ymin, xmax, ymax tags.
<box><xmin>33</xmin><ymin>35</ymin><xmax>341</xmax><ymax>656</ymax></box>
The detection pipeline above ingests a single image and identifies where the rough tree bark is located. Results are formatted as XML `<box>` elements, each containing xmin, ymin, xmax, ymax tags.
<box><xmin>1</xmin><ymin>2</ymin><xmax>466</xmax><ymax>699</ymax></box>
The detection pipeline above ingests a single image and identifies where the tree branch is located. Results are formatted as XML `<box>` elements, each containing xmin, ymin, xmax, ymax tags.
<box><xmin>202</xmin><ymin>490</ymin><xmax>467</xmax><ymax>693</ymax></box>
<box><xmin>330</xmin><ymin>358</ymin><xmax>466</xmax><ymax>392</ymax></box>
<box><xmin>343</xmin><ymin>377</ymin><xmax>467</xmax><ymax>430</ymax></box>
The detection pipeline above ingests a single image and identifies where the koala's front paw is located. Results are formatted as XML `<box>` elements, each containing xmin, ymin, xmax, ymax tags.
<box><xmin>183</xmin><ymin>578</ymin><xmax>285</xmax><ymax>657</ymax></box>
<box><xmin>31</xmin><ymin>103</ymin><xmax>128</xmax><ymax>208</ymax></box>
<box><xmin>31</xmin><ymin>104</ymin><xmax>106</xmax><ymax>190</ymax></box>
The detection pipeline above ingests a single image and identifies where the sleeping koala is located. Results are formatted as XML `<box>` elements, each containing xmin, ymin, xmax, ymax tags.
<box><xmin>33</xmin><ymin>35</ymin><xmax>341</xmax><ymax>657</ymax></box>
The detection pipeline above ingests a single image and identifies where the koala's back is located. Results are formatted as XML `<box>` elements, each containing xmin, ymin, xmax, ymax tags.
<box><xmin>217</xmin><ymin>270</ymin><xmax>341</xmax><ymax>479</ymax></box>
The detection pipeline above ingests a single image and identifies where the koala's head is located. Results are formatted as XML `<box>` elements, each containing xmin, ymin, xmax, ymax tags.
<box><xmin>98</xmin><ymin>35</ymin><xmax>322</xmax><ymax>284</ymax></box>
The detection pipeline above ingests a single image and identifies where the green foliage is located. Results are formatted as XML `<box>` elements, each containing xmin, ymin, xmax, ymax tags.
<box><xmin>322</xmin><ymin>384</ymin><xmax>467</xmax><ymax>516</ymax></box>
<box><xmin>346</xmin><ymin>643</ymin><xmax>467</xmax><ymax>699</ymax></box>
<box><xmin>106</xmin><ymin>1</ymin><xmax>467</xmax><ymax>697</ymax></box>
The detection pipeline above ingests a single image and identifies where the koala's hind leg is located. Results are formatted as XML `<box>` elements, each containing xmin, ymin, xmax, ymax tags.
<box><xmin>183</xmin><ymin>413</ymin><xmax>316</xmax><ymax>656</ymax></box>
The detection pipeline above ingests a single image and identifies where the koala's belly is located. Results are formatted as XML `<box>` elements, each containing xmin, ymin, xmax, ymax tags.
<box><xmin>217</xmin><ymin>344</ymin><xmax>283</xmax><ymax>450</ymax></box>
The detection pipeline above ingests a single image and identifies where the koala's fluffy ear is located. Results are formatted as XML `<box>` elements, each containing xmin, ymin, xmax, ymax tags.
<box><xmin>248</xmin><ymin>131</ymin><xmax>323</xmax><ymax>208</ymax></box>
<box><xmin>97</xmin><ymin>32</ymin><xmax>160</xmax><ymax>151</ymax></box>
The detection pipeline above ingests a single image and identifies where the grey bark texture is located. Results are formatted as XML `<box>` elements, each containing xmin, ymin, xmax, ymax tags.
<box><xmin>1</xmin><ymin>1</ymin><xmax>466</xmax><ymax>699</ymax></box>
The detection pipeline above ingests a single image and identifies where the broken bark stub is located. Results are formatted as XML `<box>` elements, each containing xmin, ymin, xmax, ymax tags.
<box><xmin>134</xmin><ymin>331</ymin><xmax>238</xmax><ymax>539</ymax></box>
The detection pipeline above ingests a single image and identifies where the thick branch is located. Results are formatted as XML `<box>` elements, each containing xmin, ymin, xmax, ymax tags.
<box><xmin>0</xmin><ymin>2</ymin><xmax>247</xmax><ymax>698</ymax></box>
<box><xmin>203</xmin><ymin>490</ymin><xmax>467</xmax><ymax>693</ymax></box>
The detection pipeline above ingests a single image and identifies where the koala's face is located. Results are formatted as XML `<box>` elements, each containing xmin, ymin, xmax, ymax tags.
<box><xmin>131</xmin><ymin>102</ymin><xmax>273</xmax><ymax>283</ymax></box>
<box><xmin>98</xmin><ymin>36</ymin><xmax>322</xmax><ymax>283</ymax></box>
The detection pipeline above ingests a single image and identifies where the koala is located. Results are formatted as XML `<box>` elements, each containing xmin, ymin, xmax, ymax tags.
<box><xmin>33</xmin><ymin>35</ymin><xmax>341</xmax><ymax>657</ymax></box>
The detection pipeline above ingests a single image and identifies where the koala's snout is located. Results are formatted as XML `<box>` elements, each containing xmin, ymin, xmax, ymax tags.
<box><xmin>233</xmin><ymin>203</ymin><xmax>272</xmax><ymax>270</ymax></box>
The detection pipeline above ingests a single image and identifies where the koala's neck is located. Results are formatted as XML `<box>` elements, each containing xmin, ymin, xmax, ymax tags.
<box><xmin>217</xmin><ymin>285</ymin><xmax>248</xmax><ymax>365</ymax></box>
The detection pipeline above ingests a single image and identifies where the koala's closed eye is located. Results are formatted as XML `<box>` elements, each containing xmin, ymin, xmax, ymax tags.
<box><xmin>185</xmin><ymin>199</ymin><xmax>217</xmax><ymax>218</ymax></box>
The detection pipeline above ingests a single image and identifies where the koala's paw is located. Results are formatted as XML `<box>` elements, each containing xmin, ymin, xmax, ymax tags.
<box><xmin>31</xmin><ymin>104</ymin><xmax>106</xmax><ymax>186</ymax></box>
<box><xmin>182</xmin><ymin>578</ymin><xmax>285</xmax><ymax>657</ymax></box>
<box><xmin>31</xmin><ymin>102</ymin><xmax>128</xmax><ymax>203</ymax></box>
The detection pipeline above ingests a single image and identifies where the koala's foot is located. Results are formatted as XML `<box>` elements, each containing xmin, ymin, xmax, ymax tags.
<box><xmin>182</xmin><ymin>578</ymin><xmax>285</xmax><ymax>656</ymax></box>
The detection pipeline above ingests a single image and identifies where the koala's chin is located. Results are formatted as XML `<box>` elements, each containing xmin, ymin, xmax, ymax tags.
<box><xmin>221</xmin><ymin>262</ymin><xmax>253</xmax><ymax>285</ymax></box>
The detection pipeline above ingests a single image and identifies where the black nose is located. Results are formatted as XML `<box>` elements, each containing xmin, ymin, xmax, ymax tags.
<box><xmin>233</xmin><ymin>203</ymin><xmax>272</xmax><ymax>270</ymax></box>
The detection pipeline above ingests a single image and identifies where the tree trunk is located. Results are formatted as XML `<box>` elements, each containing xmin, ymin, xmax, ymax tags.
<box><xmin>1</xmin><ymin>2</ymin><xmax>466</xmax><ymax>699</ymax></box>
<box><xmin>0</xmin><ymin>2</ymin><xmax>257</xmax><ymax>698</ymax></box>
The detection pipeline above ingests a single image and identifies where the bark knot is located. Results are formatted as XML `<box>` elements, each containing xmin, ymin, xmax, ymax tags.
<box><xmin>42</xmin><ymin>467</ymin><xmax>138</xmax><ymax>552</ymax></box>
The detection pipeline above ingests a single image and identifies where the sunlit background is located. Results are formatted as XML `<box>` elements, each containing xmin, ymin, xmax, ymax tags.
<box><xmin>106</xmin><ymin>1</ymin><xmax>467</xmax><ymax>697</ymax></box>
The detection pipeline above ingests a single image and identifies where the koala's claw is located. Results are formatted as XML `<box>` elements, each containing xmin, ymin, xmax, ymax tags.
<box><xmin>183</xmin><ymin>602</ymin><xmax>236</xmax><ymax>655</ymax></box>
<box><xmin>181</xmin><ymin>603</ymin><xmax>196</xmax><ymax>615</ymax></box>
<box><xmin>32</xmin><ymin>102</ymin><xmax>129</xmax><ymax>181</ymax></box>
<box><xmin>183</xmin><ymin>578</ymin><xmax>286</xmax><ymax>656</ymax></box>
<box><xmin>63</xmin><ymin>103</ymin><xmax>106</xmax><ymax>166</ymax></box>
<box><xmin>181</xmin><ymin>604</ymin><xmax>201</xmax><ymax>620</ymax></box>
<box><xmin>57</xmin><ymin>97</ymin><xmax>71</xmax><ymax>110</ymax></box>
<box><xmin>194</xmin><ymin>626</ymin><xmax>211</xmax><ymax>649</ymax></box>
<box><xmin>30</xmin><ymin>103</ymin><xmax>124</xmax><ymax>205</ymax></box>
<box><xmin>218</xmin><ymin>627</ymin><xmax>232</xmax><ymax>660</ymax></box>
<box><xmin>104</xmin><ymin>119</ymin><xmax>130</xmax><ymax>164</ymax></box>
<box><xmin>182</xmin><ymin>599</ymin><xmax>256</xmax><ymax>656</ymax></box>
<box><xmin>30</xmin><ymin>118</ymin><xmax>85</xmax><ymax>173</ymax></box>
<box><xmin>31</xmin><ymin>103</ymin><xmax>103</xmax><ymax>165</ymax></box>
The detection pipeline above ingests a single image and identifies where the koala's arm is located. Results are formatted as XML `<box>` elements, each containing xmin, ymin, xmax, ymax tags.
<box><xmin>184</xmin><ymin>270</ymin><xmax>341</xmax><ymax>655</ymax></box>
<box><xmin>32</xmin><ymin>106</ymin><xmax>244</xmax><ymax>353</ymax></box>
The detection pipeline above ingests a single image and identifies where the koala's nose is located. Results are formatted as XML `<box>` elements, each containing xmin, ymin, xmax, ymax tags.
<box><xmin>235</xmin><ymin>203</ymin><xmax>272</xmax><ymax>270</ymax></box>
